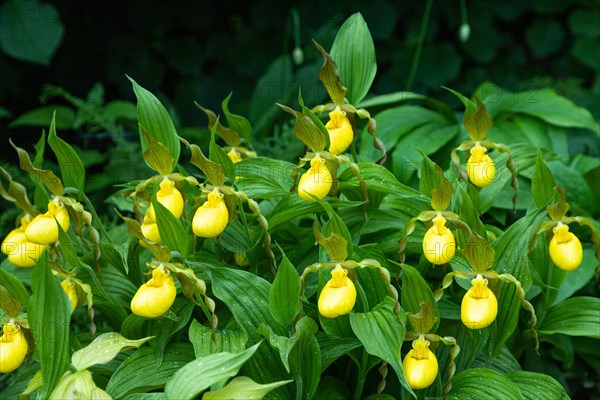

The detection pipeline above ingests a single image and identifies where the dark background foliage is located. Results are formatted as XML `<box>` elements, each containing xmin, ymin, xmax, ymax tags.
<box><xmin>1</xmin><ymin>0</ymin><xmax>598</xmax><ymax>163</ymax></box>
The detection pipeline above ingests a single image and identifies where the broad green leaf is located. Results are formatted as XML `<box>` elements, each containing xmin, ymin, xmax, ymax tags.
<box><xmin>0</xmin><ymin>267</ymin><xmax>29</xmax><ymax>305</ymax></box>
<box><xmin>476</xmin><ymin>83</ymin><xmax>599</xmax><ymax>134</ymax></box>
<box><xmin>10</xmin><ymin>139</ymin><xmax>64</xmax><ymax>195</ymax></box>
<box><xmin>356</xmin><ymin>91</ymin><xmax>455</xmax><ymax>121</ymax></box>
<box><xmin>338</xmin><ymin>162</ymin><xmax>427</xmax><ymax>201</ymax></box>
<box><xmin>532</xmin><ymin>149</ymin><xmax>557</xmax><ymax>208</ymax></box>
<box><xmin>105</xmin><ymin>343</ymin><xmax>195</xmax><ymax>398</ymax></box>
<box><xmin>448</xmin><ymin>368</ymin><xmax>524</xmax><ymax>400</ymax></box>
<box><xmin>48</xmin><ymin>113</ymin><xmax>85</xmax><ymax>194</ymax></box>
<box><xmin>209</xmin><ymin>125</ymin><xmax>236</xmax><ymax>183</ymax></box>
<box><xmin>490</xmin><ymin>208</ymin><xmax>547</xmax><ymax>356</ymax></box>
<box><xmin>506</xmin><ymin>371</ymin><xmax>569</xmax><ymax>400</ymax></box>
<box><xmin>349</xmin><ymin>297</ymin><xmax>414</xmax><ymax>398</ymax></box>
<box><xmin>189</xmin><ymin>319</ymin><xmax>248</xmax><ymax>357</ymax></box>
<box><xmin>124</xmin><ymin>394</ymin><xmax>165</xmax><ymax>400</ymax></box>
<box><xmin>222</xmin><ymin>93</ymin><xmax>253</xmax><ymax>142</ymax></box>
<box><xmin>164</xmin><ymin>342</ymin><xmax>261</xmax><ymax>400</ymax></box>
<box><xmin>72</xmin><ymin>333</ymin><xmax>153</xmax><ymax>371</ymax></box>
<box><xmin>0</xmin><ymin>0</ymin><xmax>64</xmax><ymax>65</ymax></box>
<box><xmin>472</xmin><ymin>345</ymin><xmax>522</xmax><ymax>374</ymax></box>
<box><xmin>259</xmin><ymin>317</ymin><xmax>321</xmax><ymax>400</ymax></box>
<box><xmin>99</xmin><ymin>242</ymin><xmax>129</xmax><ymax>276</ymax></box>
<box><xmin>129</xmin><ymin>76</ymin><xmax>180</xmax><ymax>170</ymax></box>
<box><xmin>330</xmin><ymin>13</ymin><xmax>377</xmax><ymax>104</ymax></box>
<box><xmin>313</xmin><ymin>376</ymin><xmax>352</xmax><ymax>400</ymax></box>
<box><xmin>554</xmin><ymin>247</ymin><xmax>597</xmax><ymax>305</ymax></box>
<box><xmin>539</xmin><ymin>297</ymin><xmax>600</xmax><ymax>338</ymax></box>
<box><xmin>269</xmin><ymin>249</ymin><xmax>301</xmax><ymax>326</ymax></box>
<box><xmin>9</xmin><ymin>105</ymin><xmax>74</xmax><ymax>129</ymax></box>
<box><xmin>204</xmin><ymin>265</ymin><xmax>292</xmax><ymax>399</ymax></box>
<box><xmin>29</xmin><ymin>251</ymin><xmax>71</xmax><ymax>398</ymax></box>
<box><xmin>462</xmin><ymin>232</ymin><xmax>495</xmax><ymax>273</ymax></box>
<box><xmin>463</xmin><ymin>97</ymin><xmax>493</xmax><ymax>141</ymax></box>
<box><xmin>146</xmin><ymin>300</ymin><xmax>195</xmax><ymax>366</ymax></box>
<box><xmin>396</xmin><ymin>263</ymin><xmax>439</xmax><ymax>331</ymax></box>
<box><xmin>234</xmin><ymin>157</ymin><xmax>295</xmax><ymax>188</ymax></box>
<box><xmin>203</xmin><ymin>376</ymin><xmax>292</xmax><ymax>400</ymax></box>
<box><xmin>153</xmin><ymin>195</ymin><xmax>190</xmax><ymax>257</ymax></box>
<box><xmin>316</xmin><ymin>333</ymin><xmax>362</xmax><ymax>372</ymax></box>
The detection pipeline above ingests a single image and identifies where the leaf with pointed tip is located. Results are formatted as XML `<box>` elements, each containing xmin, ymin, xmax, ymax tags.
<box><xmin>141</xmin><ymin>129</ymin><xmax>175</xmax><ymax>175</ymax></box>
<box><xmin>196</xmin><ymin>102</ymin><xmax>241</xmax><ymax>147</ymax></box>
<box><xmin>314</xmin><ymin>40</ymin><xmax>347</xmax><ymax>105</ymax></box>
<box><xmin>48</xmin><ymin>113</ymin><xmax>85</xmax><ymax>193</ymax></box>
<box><xmin>278</xmin><ymin>104</ymin><xmax>326</xmax><ymax>152</ymax></box>
<box><xmin>222</xmin><ymin>93</ymin><xmax>253</xmax><ymax>142</ymax></box>
<box><xmin>10</xmin><ymin>139</ymin><xmax>64</xmax><ymax>195</ymax></box>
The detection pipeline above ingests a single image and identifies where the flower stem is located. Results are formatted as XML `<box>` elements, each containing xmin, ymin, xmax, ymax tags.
<box><xmin>354</xmin><ymin>349</ymin><xmax>369</xmax><ymax>400</ymax></box>
<box><xmin>407</xmin><ymin>0</ymin><xmax>434</xmax><ymax>91</ymax></box>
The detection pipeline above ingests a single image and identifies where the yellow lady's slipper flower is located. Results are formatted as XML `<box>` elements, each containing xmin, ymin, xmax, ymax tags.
<box><xmin>2</xmin><ymin>217</ymin><xmax>46</xmax><ymax>267</ymax></box>
<box><xmin>325</xmin><ymin>107</ymin><xmax>354</xmax><ymax>155</ymax></box>
<box><xmin>402</xmin><ymin>337</ymin><xmax>438</xmax><ymax>389</ymax></box>
<box><xmin>144</xmin><ymin>178</ymin><xmax>184</xmax><ymax>223</ymax></box>
<box><xmin>25</xmin><ymin>198</ymin><xmax>70</xmax><ymax>245</ymax></box>
<box><xmin>298</xmin><ymin>157</ymin><xmax>332</xmax><ymax>201</ymax></box>
<box><xmin>192</xmin><ymin>190</ymin><xmax>229</xmax><ymax>238</ymax></box>
<box><xmin>130</xmin><ymin>267</ymin><xmax>177</xmax><ymax>318</ymax></box>
<box><xmin>318</xmin><ymin>265</ymin><xmax>356</xmax><ymax>318</ymax></box>
<box><xmin>549</xmin><ymin>223</ymin><xmax>583</xmax><ymax>271</ymax></box>
<box><xmin>61</xmin><ymin>279</ymin><xmax>79</xmax><ymax>313</ymax></box>
<box><xmin>0</xmin><ymin>321</ymin><xmax>28</xmax><ymax>374</ymax></box>
<box><xmin>422</xmin><ymin>214</ymin><xmax>455</xmax><ymax>265</ymax></box>
<box><xmin>140</xmin><ymin>222</ymin><xmax>160</xmax><ymax>243</ymax></box>
<box><xmin>461</xmin><ymin>274</ymin><xmax>498</xmax><ymax>329</ymax></box>
<box><xmin>227</xmin><ymin>149</ymin><xmax>243</xmax><ymax>164</ymax></box>
<box><xmin>467</xmin><ymin>143</ymin><xmax>495</xmax><ymax>187</ymax></box>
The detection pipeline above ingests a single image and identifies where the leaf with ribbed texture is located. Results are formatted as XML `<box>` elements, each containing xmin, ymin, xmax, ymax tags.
<box><xmin>490</xmin><ymin>208</ymin><xmax>547</xmax><ymax>356</ymax></box>
<box><xmin>448</xmin><ymin>368</ymin><xmax>524</xmax><ymax>400</ymax></box>
<box><xmin>29</xmin><ymin>251</ymin><xmax>71</xmax><ymax>398</ymax></box>
<box><xmin>129</xmin><ymin>76</ymin><xmax>180</xmax><ymax>171</ymax></box>
<box><xmin>532</xmin><ymin>149</ymin><xmax>556</xmax><ymax>208</ymax></box>
<box><xmin>164</xmin><ymin>342</ymin><xmax>261</xmax><ymax>400</ymax></box>
<box><xmin>71</xmin><ymin>333</ymin><xmax>153</xmax><ymax>371</ymax></box>
<box><xmin>338</xmin><ymin>162</ymin><xmax>428</xmax><ymax>200</ymax></box>
<box><xmin>506</xmin><ymin>371</ymin><xmax>570</xmax><ymax>400</ymax></box>
<box><xmin>349</xmin><ymin>297</ymin><xmax>414</xmax><ymax>398</ymax></box>
<box><xmin>105</xmin><ymin>343</ymin><xmax>195</xmax><ymax>399</ymax></box>
<box><xmin>539</xmin><ymin>297</ymin><xmax>600</xmax><ymax>338</ymax></box>
<box><xmin>396</xmin><ymin>262</ymin><xmax>439</xmax><ymax>331</ymax></box>
<box><xmin>316</xmin><ymin>333</ymin><xmax>362</xmax><ymax>372</ymax></box>
<box><xmin>48</xmin><ymin>112</ymin><xmax>85</xmax><ymax>193</ymax></box>
<box><xmin>269</xmin><ymin>249</ymin><xmax>301</xmax><ymax>326</ymax></box>
<box><xmin>330</xmin><ymin>13</ymin><xmax>376</xmax><ymax>104</ymax></box>
<box><xmin>189</xmin><ymin>319</ymin><xmax>247</xmax><ymax>357</ymax></box>
<box><xmin>203</xmin><ymin>264</ymin><xmax>292</xmax><ymax>399</ymax></box>
<box><xmin>0</xmin><ymin>267</ymin><xmax>29</xmax><ymax>305</ymax></box>
<box><xmin>203</xmin><ymin>376</ymin><xmax>292</xmax><ymax>400</ymax></box>
<box><xmin>9</xmin><ymin>139</ymin><xmax>64</xmax><ymax>195</ymax></box>
<box><xmin>153</xmin><ymin>195</ymin><xmax>190</xmax><ymax>257</ymax></box>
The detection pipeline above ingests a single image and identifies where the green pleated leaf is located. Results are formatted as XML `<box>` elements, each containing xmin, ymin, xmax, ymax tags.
<box><xmin>316</xmin><ymin>333</ymin><xmax>362</xmax><ymax>372</ymax></box>
<box><xmin>338</xmin><ymin>162</ymin><xmax>427</xmax><ymax>200</ymax></box>
<box><xmin>124</xmin><ymin>394</ymin><xmax>165</xmax><ymax>400</ymax></box>
<box><xmin>490</xmin><ymin>208</ymin><xmax>547</xmax><ymax>356</ymax></box>
<box><xmin>506</xmin><ymin>371</ymin><xmax>570</xmax><ymax>400</ymax></box>
<box><xmin>258</xmin><ymin>317</ymin><xmax>321</xmax><ymax>400</ymax></box>
<box><xmin>222</xmin><ymin>93</ymin><xmax>253</xmax><ymax>142</ymax></box>
<box><xmin>532</xmin><ymin>149</ymin><xmax>557</xmax><ymax>208</ymax></box>
<box><xmin>330</xmin><ymin>12</ymin><xmax>377</xmax><ymax>104</ymax></box>
<box><xmin>164</xmin><ymin>342</ymin><xmax>261</xmax><ymax>400</ymax></box>
<box><xmin>313</xmin><ymin>376</ymin><xmax>352</xmax><ymax>400</ymax></box>
<box><xmin>0</xmin><ymin>267</ymin><xmax>29</xmax><ymax>305</ymax></box>
<box><xmin>277</xmin><ymin>104</ymin><xmax>327</xmax><ymax>153</ymax></box>
<box><xmin>539</xmin><ymin>297</ymin><xmax>600</xmax><ymax>338</ymax></box>
<box><xmin>396</xmin><ymin>262</ymin><xmax>439</xmax><ymax>332</ymax></box>
<box><xmin>129</xmin><ymin>76</ymin><xmax>180</xmax><ymax>171</ymax></box>
<box><xmin>146</xmin><ymin>300</ymin><xmax>195</xmax><ymax>366</ymax></box>
<box><xmin>203</xmin><ymin>265</ymin><xmax>292</xmax><ymax>399</ymax></box>
<box><xmin>269</xmin><ymin>249</ymin><xmax>301</xmax><ymax>326</ymax></box>
<box><xmin>29</xmin><ymin>251</ymin><xmax>71</xmax><ymax>398</ymax></box>
<box><xmin>203</xmin><ymin>376</ymin><xmax>292</xmax><ymax>400</ymax></box>
<box><xmin>448</xmin><ymin>368</ymin><xmax>524</xmax><ymax>400</ymax></box>
<box><xmin>189</xmin><ymin>319</ymin><xmax>248</xmax><ymax>357</ymax></box>
<box><xmin>9</xmin><ymin>105</ymin><xmax>74</xmax><ymax>129</ymax></box>
<box><xmin>153</xmin><ymin>194</ymin><xmax>190</xmax><ymax>257</ymax></box>
<box><xmin>349</xmin><ymin>297</ymin><xmax>414</xmax><ymax>398</ymax></box>
<box><xmin>72</xmin><ymin>333</ymin><xmax>153</xmax><ymax>371</ymax></box>
<box><xmin>47</xmin><ymin>112</ymin><xmax>85</xmax><ymax>194</ymax></box>
<box><xmin>105</xmin><ymin>343</ymin><xmax>195</xmax><ymax>398</ymax></box>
